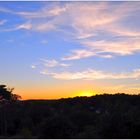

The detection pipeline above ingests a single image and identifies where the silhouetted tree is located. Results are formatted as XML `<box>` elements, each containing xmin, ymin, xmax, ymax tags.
<box><xmin>0</xmin><ymin>85</ymin><xmax>21</xmax><ymax>102</ymax></box>
<box><xmin>0</xmin><ymin>85</ymin><xmax>21</xmax><ymax>137</ymax></box>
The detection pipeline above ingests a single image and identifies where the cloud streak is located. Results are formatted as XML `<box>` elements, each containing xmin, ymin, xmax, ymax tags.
<box><xmin>31</xmin><ymin>59</ymin><xmax>71</xmax><ymax>70</ymax></box>
<box><xmin>62</xmin><ymin>49</ymin><xmax>113</xmax><ymax>60</ymax></box>
<box><xmin>41</xmin><ymin>68</ymin><xmax>140</xmax><ymax>80</ymax></box>
<box><xmin>16</xmin><ymin>5</ymin><xmax>66</xmax><ymax>19</ymax></box>
<box><xmin>82</xmin><ymin>39</ymin><xmax>140</xmax><ymax>56</ymax></box>
<box><xmin>62</xmin><ymin>49</ymin><xmax>97</xmax><ymax>60</ymax></box>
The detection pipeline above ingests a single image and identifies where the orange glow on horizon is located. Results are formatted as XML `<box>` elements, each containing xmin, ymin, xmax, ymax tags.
<box><xmin>13</xmin><ymin>84</ymin><xmax>140</xmax><ymax>100</ymax></box>
<box><xmin>76</xmin><ymin>90</ymin><xmax>96</xmax><ymax>97</ymax></box>
<box><xmin>15</xmin><ymin>89</ymin><xmax>97</xmax><ymax>100</ymax></box>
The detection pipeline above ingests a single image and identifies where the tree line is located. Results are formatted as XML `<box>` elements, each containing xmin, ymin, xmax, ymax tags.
<box><xmin>0</xmin><ymin>85</ymin><xmax>140</xmax><ymax>138</ymax></box>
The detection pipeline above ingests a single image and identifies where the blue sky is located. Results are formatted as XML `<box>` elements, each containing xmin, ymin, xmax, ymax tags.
<box><xmin>1</xmin><ymin>1</ymin><xmax>140</xmax><ymax>99</ymax></box>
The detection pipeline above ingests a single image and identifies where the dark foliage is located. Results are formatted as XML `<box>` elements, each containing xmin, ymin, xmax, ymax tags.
<box><xmin>0</xmin><ymin>85</ymin><xmax>21</xmax><ymax>102</ymax></box>
<box><xmin>0</xmin><ymin>89</ymin><xmax>140</xmax><ymax>138</ymax></box>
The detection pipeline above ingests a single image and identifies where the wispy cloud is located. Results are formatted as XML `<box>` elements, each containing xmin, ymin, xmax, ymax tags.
<box><xmin>98</xmin><ymin>54</ymin><xmax>113</xmax><ymax>58</ymax></box>
<box><xmin>1</xmin><ymin>2</ymin><xmax>140</xmax><ymax>60</ymax></box>
<box><xmin>0</xmin><ymin>4</ymin><xmax>66</xmax><ymax>18</ymax></box>
<box><xmin>16</xmin><ymin>5</ymin><xmax>66</xmax><ymax>19</ymax></box>
<box><xmin>60</xmin><ymin>63</ymin><xmax>71</xmax><ymax>67</ymax></box>
<box><xmin>62</xmin><ymin>48</ymin><xmax>114</xmax><ymax>60</ymax></box>
<box><xmin>15</xmin><ymin>20</ymin><xmax>56</xmax><ymax>32</ymax></box>
<box><xmin>31</xmin><ymin>59</ymin><xmax>71</xmax><ymax>70</ymax></box>
<box><xmin>30</xmin><ymin>65</ymin><xmax>36</xmax><ymax>69</ymax></box>
<box><xmin>0</xmin><ymin>19</ymin><xmax>7</xmax><ymax>25</ymax></box>
<box><xmin>41</xmin><ymin>58</ymin><xmax>71</xmax><ymax>68</ymax></box>
<box><xmin>16</xmin><ymin>21</ymin><xmax>32</xmax><ymax>30</ymax></box>
<box><xmin>41</xmin><ymin>68</ymin><xmax>140</xmax><ymax>80</ymax></box>
<box><xmin>41</xmin><ymin>59</ymin><xmax>59</xmax><ymax>67</ymax></box>
<box><xmin>0</xmin><ymin>7</ymin><xmax>13</xmax><ymax>13</ymax></box>
<box><xmin>62</xmin><ymin>49</ymin><xmax>97</xmax><ymax>60</ymax></box>
<box><xmin>82</xmin><ymin>39</ymin><xmax>140</xmax><ymax>56</ymax></box>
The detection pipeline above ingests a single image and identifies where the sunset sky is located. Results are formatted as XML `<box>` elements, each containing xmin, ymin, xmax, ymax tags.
<box><xmin>1</xmin><ymin>1</ymin><xmax>140</xmax><ymax>99</ymax></box>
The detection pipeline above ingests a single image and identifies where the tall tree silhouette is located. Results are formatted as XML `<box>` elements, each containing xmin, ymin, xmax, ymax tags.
<box><xmin>0</xmin><ymin>85</ymin><xmax>21</xmax><ymax>136</ymax></box>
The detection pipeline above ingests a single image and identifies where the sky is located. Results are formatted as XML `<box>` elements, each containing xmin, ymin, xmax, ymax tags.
<box><xmin>1</xmin><ymin>1</ymin><xmax>140</xmax><ymax>99</ymax></box>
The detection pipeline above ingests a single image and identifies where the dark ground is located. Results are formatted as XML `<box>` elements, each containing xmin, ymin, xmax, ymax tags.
<box><xmin>0</xmin><ymin>93</ymin><xmax>140</xmax><ymax>139</ymax></box>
